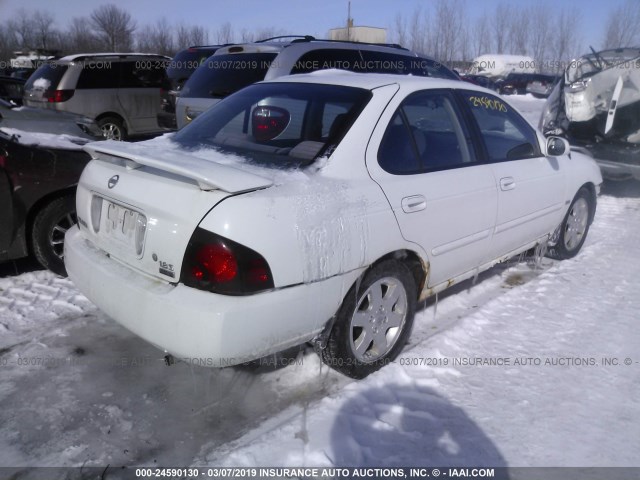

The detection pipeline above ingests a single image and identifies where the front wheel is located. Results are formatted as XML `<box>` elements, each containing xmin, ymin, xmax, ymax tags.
<box><xmin>31</xmin><ymin>195</ymin><xmax>76</xmax><ymax>276</ymax></box>
<box><xmin>318</xmin><ymin>261</ymin><xmax>416</xmax><ymax>379</ymax></box>
<box><xmin>547</xmin><ymin>187</ymin><xmax>594</xmax><ymax>260</ymax></box>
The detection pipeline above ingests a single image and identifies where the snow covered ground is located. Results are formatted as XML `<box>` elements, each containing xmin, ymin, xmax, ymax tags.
<box><xmin>1</xmin><ymin>95</ymin><xmax>639</xmax><ymax>473</ymax></box>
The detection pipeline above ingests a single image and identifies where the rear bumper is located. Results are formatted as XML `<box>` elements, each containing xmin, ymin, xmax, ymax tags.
<box><xmin>65</xmin><ymin>226</ymin><xmax>359</xmax><ymax>365</ymax></box>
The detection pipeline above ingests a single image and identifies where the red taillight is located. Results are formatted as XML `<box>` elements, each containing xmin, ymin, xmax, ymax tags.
<box><xmin>182</xmin><ymin>228</ymin><xmax>274</xmax><ymax>295</ymax></box>
<box><xmin>46</xmin><ymin>90</ymin><xmax>74</xmax><ymax>103</ymax></box>
<box><xmin>192</xmin><ymin>243</ymin><xmax>238</xmax><ymax>283</ymax></box>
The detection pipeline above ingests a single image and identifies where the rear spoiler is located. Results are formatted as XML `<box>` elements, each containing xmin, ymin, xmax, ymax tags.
<box><xmin>84</xmin><ymin>142</ymin><xmax>273</xmax><ymax>193</ymax></box>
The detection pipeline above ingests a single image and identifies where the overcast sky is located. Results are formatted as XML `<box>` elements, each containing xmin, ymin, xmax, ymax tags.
<box><xmin>0</xmin><ymin>0</ymin><xmax>626</xmax><ymax>52</ymax></box>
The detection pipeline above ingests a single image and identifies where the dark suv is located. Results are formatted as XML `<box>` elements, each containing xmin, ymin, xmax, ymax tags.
<box><xmin>160</xmin><ymin>46</ymin><xmax>224</xmax><ymax>129</ymax></box>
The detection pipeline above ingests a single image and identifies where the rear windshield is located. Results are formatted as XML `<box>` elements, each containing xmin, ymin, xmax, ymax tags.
<box><xmin>180</xmin><ymin>53</ymin><xmax>277</xmax><ymax>99</ymax></box>
<box><xmin>167</xmin><ymin>48</ymin><xmax>219</xmax><ymax>76</ymax></box>
<box><xmin>24</xmin><ymin>64</ymin><xmax>68</xmax><ymax>91</ymax></box>
<box><xmin>173</xmin><ymin>82</ymin><xmax>372</xmax><ymax>167</ymax></box>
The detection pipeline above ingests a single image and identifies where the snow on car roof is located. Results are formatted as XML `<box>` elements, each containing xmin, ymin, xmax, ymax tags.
<box><xmin>264</xmin><ymin>69</ymin><xmax>477</xmax><ymax>92</ymax></box>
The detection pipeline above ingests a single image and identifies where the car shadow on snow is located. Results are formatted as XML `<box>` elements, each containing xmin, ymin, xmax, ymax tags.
<box><xmin>330</xmin><ymin>384</ymin><xmax>510</xmax><ymax>477</ymax></box>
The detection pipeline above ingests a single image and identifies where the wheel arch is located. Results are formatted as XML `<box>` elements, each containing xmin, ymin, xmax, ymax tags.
<box><xmin>95</xmin><ymin>112</ymin><xmax>129</xmax><ymax>132</ymax></box>
<box><xmin>354</xmin><ymin>249</ymin><xmax>429</xmax><ymax>302</ymax></box>
<box><xmin>579</xmin><ymin>181</ymin><xmax>598</xmax><ymax>225</ymax></box>
<box><xmin>25</xmin><ymin>186</ymin><xmax>77</xmax><ymax>255</ymax></box>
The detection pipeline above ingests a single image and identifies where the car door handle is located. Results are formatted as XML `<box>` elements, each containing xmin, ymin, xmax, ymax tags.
<box><xmin>500</xmin><ymin>177</ymin><xmax>516</xmax><ymax>191</ymax></box>
<box><xmin>401</xmin><ymin>195</ymin><xmax>427</xmax><ymax>213</ymax></box>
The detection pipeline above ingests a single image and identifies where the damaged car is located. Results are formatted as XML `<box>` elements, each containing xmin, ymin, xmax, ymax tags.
<box><xmin>65</xmin><ymin>72</ymin><xmax>601</xmax><ymax>378</ymax></box>
<box><xmin>541</xmin><ymin>47</ymin><xmax>640</xmax><ymax>180</ymax></box>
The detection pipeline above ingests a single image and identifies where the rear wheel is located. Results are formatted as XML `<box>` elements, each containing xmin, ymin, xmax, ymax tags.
<box><xmin>318</xmin><ymin>261</ymin><xmax>416</xmax><ymax>379</ymax></box>
<box><xmin>31</xmin><ymin>195</ymin><xmax>76</xmax><ymax>276</ymax></box>
<box><xmin>547</xmin><ymin>187</ymin><xmax>594</xmax><ymax>260</ymax></box>
<box><xmin>97</xmin><ymin>116</ymin><xmax>127</xmax><ymax>141</ymax></box>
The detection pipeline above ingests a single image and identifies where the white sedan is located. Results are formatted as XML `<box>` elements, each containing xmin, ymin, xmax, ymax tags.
<box><xmin>65</xmin><ymin>71</ymin><xmax>602</xmax><ymax>378</ymax></box>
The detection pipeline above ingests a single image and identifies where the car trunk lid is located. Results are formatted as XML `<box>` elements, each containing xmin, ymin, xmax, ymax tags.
<box><xmin>75</xmin><ymin>141</ymin><xmax>273</xmax><ymax>282</ymax></box>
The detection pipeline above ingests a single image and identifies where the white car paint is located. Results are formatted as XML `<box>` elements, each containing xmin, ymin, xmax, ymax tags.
<box><xmin>65</xmin><ymin>71</ymin><xmax>602</xmax><ymax>370</ymax></box>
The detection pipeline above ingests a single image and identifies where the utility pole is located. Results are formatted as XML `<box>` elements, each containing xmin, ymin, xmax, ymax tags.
<box><xmin>347</xmin><ymin>1</ymin><xmax>353</xmax><ymax>41</ymax></box>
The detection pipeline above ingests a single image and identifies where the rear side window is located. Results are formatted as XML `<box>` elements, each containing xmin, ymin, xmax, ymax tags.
<box><xmin>180</xmin><ymin>53</ymin><xmax>277</xmax><ymax>99</ymax></box>
<box><xmin>76</xmin><ymin>63</ymin><xmax>121</xmax><ymax>89</ymax></box>
<box><xmin>378</xmin><ymin>90</ymin><xmax>475</xmax><ymax>174</ymax></box>
<box><xmin>462</xmin><ymin>91</ymin><xmax>540</xmax><ymax>161</ymax></box>
<box><xmin>24</xmin><ymin>64</ymin><xmax>68</xmax><ymax>91</ymax></box>
<box><xmin>120</xmin><ymin>62</ymin><xmax>168</xmax><ymax>88</ymax></box>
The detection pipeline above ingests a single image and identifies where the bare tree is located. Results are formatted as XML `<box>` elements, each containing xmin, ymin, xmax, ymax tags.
<box><xmin>493</xmin><ymin>2</ymin><xmax>511</xmax><ymax>54</ymax></box>
<box><xmin>0</xmin><ymin>25</ymin><xmax>17</xmax><ymax>63</ymax></box>
<box><xmin>32</xmin><ymin>11</ymin><xmax>60</xmax><ymax>51</ymax></box>
<box><xmin>508</xmin><ymin>13</ymin><xmax>530</xmax><ymax>56</ymax></box>
<box><xmin>392</xmin><ymin>12</ymin><xmax>407</xmax><ymax>47</ymax></box>
<box><xmin>408</xmin><ymin>6</ymin><xmax>426</xmax><ymax>53</ymax></box>
<box><xmin>430</xmin><ymin>0</ymin><xmax>466</xmax><ymax>64</ymax></box>
<box><xmin>239</xmin><ymin>28</ymin><xmax>255</xmax><ymax>43</ymax></box>
<box><xmin>216</xmin><ymin>22</ymin><xmax>234</xmax><ymax>44</ymax></box>
<box><xmin>550</xmin><ymin>8</ymin><xmax>583</xmax><ymax>73</ymax></box>
<box><xmin>66</xmin><ymin>16</ymin><xmax>101</xmax><ymax>53</ymax></box>
<box><xmin>175</xmin><ymin>23</ymin><xmax>209</xmax><ymax>48</ymax></box>
<box><xmin>602</xmin><ymin>0</ymin><xmax>640</xmax><ymax>48</ymax></box>
<box><xmin>137</xmin><ymin>18</ymin><xmax>175</xmax><ymax>56</ymax></box>
<box><xmin>90</xmin><ymin>4</ymin><xmax>136</xmax><ymax>51</ymax></box>
<box><xmin>473</xmin><ymin>14</ymin><xmax>492</xmax><ymax>58</ymax></box>
<box><xmin>528</xmin><ymin>5</ymin><xmax>551</xmax><ymax>72</ymax></box>
<box><xmin>7</xmin><ymin>9</ymin><xmax>36</xmax><ymax>50</ymax></box>
<box><xmin>254</xmin><ymin>27</ymin><xmax>288</xmax><ymax>42</ymax></box>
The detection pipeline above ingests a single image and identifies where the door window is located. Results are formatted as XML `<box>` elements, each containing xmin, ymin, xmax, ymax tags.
<box><xmin>461</xmin><ymin>91</ymin><xmax>540</xmax><ymax>161</ymax></box>
<box><xmin>378</xmin><ymin>91</ymin><xmax>476</xmax><ymax>174</ymax></box>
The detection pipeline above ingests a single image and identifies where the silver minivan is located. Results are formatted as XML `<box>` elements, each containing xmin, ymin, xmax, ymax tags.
<box><xmin>23</xmin><ymin>53</ymin><xmax>171</xmax><ymax>140</ymax></box>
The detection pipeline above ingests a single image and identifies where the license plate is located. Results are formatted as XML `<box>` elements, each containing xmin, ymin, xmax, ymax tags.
<box><xmin>100</xmin><ymin>200</ymin><xmax>147</xmax><ymax>256</ymax></box>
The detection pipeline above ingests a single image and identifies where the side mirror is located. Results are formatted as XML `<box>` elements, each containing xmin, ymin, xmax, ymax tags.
<box><xmin>545</xmin><ymin>136</ymin><xmax>569</xmax><ymax>157</ymax></box>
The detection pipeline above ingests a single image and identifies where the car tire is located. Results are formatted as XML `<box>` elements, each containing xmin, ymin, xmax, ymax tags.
<box><xmin>98</xmin><ymin>116</ymin><xmax>127</xmax><ymax>141</ymax></box>
<box><xmin>318</xmin><ymin>260</ymin><xmax>416</xmax><ymax>379</ymax></box>
<box><xmin>31</xmin><ymin>195</ymin><xmax>77</xmax><ymax>276</ymax></box>
<box><xmin>547</xmin><ymin>187</ymin><xmax>594</xmax><ymax>260</ymax></box>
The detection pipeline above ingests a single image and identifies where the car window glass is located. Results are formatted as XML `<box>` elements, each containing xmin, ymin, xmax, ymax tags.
<box><xmin>378</xmin><ymin>91</ymin><xmax>474</xmax><ymax>175</ymax></box>
<box><xmin>174</xmin><ymin>83</ymin><xmax>371</xmax><ymax>167</ymax></box>
<box><xmin>181</xmin><ymin>53</ymin><xmax>277</xmax><ymax>99</ymax></box>
<box><xmin>76</xmin><ymin>63</ymin><xmax>122</xmax><ymax>89</ymax></box>
<box><xmin>462</xmin><ymin>91</ymin><xmax>539</xmax><ymax>161</ymax></box>
<box><xmin>24</xmin><ymin>64</ymin><xmax>68</xmax><ymax>91</ymax></box>
<box><xmin>290</xmin><ymin>49</ymin><xmax>363</xmax><ymax>74</ymax></box>
<box><xmin>119</xmin><ymin>61</ymin><xmax>167</xmax><ymax>88</ymax></box>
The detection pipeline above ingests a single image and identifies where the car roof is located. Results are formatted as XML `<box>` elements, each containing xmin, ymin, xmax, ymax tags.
<box><xmin>57</xmin><ymin>53</ymin><xmax>171</xmax><ymax>63</ymax></box>
<box><xmin>213</xmin><ymin>39</ymin><xmax>416</xmax><ymax>56</ymax></box>
<box><xmin>261</xmin><ymin>69</ymin><xmax>482</xmax><ymax>92</ymax></box>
